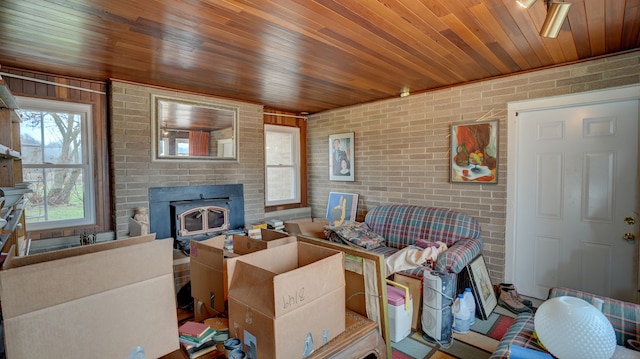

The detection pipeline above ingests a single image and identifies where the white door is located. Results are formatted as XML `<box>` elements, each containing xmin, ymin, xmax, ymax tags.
<box><xmin>511</xmin><ymin>98</ymin><xmax>639</xmax><ymax>301</ymax></box>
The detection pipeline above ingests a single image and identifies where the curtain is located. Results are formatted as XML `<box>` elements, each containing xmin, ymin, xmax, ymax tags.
<box><xmin>189</xmin><ymin>131</ymin><xmax>210</xmax><ymax>156</ymax></box>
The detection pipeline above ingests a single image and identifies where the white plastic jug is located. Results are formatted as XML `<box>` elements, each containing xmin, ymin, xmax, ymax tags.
<box><xmin>463</xmin><ymin>287</ymin><xmax>476</xmax><ymax>325</ymax></box>
<box><xmin>452</xmin><ymin>293</ymin><xmax>470</xmax><ymax>334</ymax></box>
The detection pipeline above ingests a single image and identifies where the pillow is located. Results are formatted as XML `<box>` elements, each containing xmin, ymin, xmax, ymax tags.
<box><xmin>414</xmin><ymin>239</ymin><xmax>443</xmax><ymax>249</ymax></box>
<box><xmin>326</xmin><ymin>222</ymin><xmax>386</xmax><ymax>249</ymax></box>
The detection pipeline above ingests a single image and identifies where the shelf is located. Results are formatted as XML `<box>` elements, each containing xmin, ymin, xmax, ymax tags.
<box><xmin>2</xmin><ymin>199</ymin><xmax>25</xmax><ymax>232</ymax></box>
<box><xmin>0</xmin><ymin>196</ymin><xmax>26</xmax><ymax>250</ymax></box>
<box><xmin>0</xmin><ymin>143</ymin><xmax>20</xmax><ymax>159</ymax></box>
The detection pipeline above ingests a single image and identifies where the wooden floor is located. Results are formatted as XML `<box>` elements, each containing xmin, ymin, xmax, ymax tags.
<box><xmin>159</xmin><ymin>348</ymin><xmax>225</xmax><ymax>359</ymax></box>
<box><xmin>430</xmin><ymin>352</ymin><xmax>459</xmax><ymax>359</ymax></box>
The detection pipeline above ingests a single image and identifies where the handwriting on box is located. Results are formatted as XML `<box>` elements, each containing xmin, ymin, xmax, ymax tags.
<box><xmin>282</xmin><ymin>288</ymin><xmax>305</xmax><ymax>310</ymax></box>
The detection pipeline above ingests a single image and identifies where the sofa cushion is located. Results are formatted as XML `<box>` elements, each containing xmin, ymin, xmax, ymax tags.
<box><xmin>489</xmin><ymin>313</ymin><xmax>547</xmax><ymax>359</ymax></box>
<box><xmin>364</xmin><ymin>205</ymin><xmax>481</xmax><ymax>249</ymax></box>
<box><xmin>324</xmin><ymin>222</ymin><xmax>386</xmax><ymax>249</ymax></box>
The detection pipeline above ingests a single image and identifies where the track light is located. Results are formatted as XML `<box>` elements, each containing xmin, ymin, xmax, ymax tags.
<box><xmin>516</xmin><ymin>0</ymin><xmax>537</xmax><ymax>8</ymax></box>
<box><xmin>540</xmin><ymin>1</ymin><xmax>572</xmax><ymax>38</ymax></box>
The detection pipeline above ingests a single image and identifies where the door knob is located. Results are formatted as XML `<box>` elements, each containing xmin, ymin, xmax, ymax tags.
<box><xmin>623</xmin><ymin>233</ymin><xmax>635</xmax><ymax>242</ymax></box>
<box><xmin>624</xmin><ymin>217</ymin><xmax>636</xmax><ymax>225</ymax></box>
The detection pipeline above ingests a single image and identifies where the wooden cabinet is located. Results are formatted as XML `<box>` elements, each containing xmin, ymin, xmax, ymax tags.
<box><xmin>0</xmin><ymin>73</ymin><xmax>29</xmax><ymax>256</ymax></box>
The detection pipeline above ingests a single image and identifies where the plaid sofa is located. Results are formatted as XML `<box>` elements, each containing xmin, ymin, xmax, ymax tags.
<box><xmin>326</xmin><ymin>204</ymin><xmax>483</xmax><ymax>280</ymax></box>
<box><xmin>490</xmin><ymin>287</ymin><xmax>640</xmax><ymax>358</ymax></box>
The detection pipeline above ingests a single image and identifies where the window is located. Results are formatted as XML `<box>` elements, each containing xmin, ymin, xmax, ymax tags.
<box><xmin>17</xmin><ymin>97</ymin><xmax>95</xmax><ymax>230</ymax></box>
<box><xmin>176</xmin><ymin>138</ymin><xmax>189</xmax><ymax>156</ymax></box>
<box><xmin>264</xmin><ymin>125</ymin><xmax>300</xmax><ymax>206</ymax></box>
<box><xmin>159</xmin><ymin>138</ymin><xmax>169</xmax><ymax>156</ymax></box>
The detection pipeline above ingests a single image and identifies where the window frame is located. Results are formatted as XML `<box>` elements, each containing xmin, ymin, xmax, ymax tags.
<box><xmin>264</xmin><ymin>124</ymin><xmax>301</xmax><ymax>206</ymax></box>
<box><xmin>16</xmin><ymin>96</ymin><xmax>96</xmax><ymax>231</ymax></box>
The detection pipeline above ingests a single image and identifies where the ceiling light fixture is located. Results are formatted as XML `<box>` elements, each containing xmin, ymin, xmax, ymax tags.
<box><xmin>400</xmin><ymin>87</ymin><xmax>410</xmax><ymax>98</ymax></box>
<box><xmin>516</xmin><ymin>0</ymin><xmax>537</xmax><ymax>8</ymax></box>
<box><xmin>539</xmin><ymin>1</ymin><xmax>572</xmax><ymax>38</ymax></box>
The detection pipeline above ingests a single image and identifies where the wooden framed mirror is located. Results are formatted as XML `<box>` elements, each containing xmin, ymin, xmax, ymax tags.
<box><xmin>151</xmin><ymin>95</ymin><xmax>239</xmax><ymax>162</ymax></box>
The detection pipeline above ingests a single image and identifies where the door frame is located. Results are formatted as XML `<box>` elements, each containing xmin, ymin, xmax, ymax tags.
<box><xmin>505</xmin><ymin>84</ymin><xmax>640</xmax><ymax>298</ymax></box>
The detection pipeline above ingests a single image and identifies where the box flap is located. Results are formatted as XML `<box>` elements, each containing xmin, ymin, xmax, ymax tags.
<box><xmin>0</xmin><ymin>234</ymin><xmax>179</xmax><ymax>359</ymax></box>
<box><xmin>232</xmin><ymin>234</ymin><xmax>296</xmax><ymax>255</ymax></box>
<box><xmin>3</xmin><ymin>274</ymin><xmax>178</xmax><ymax>359</ymax></box>
<box><xmin>189</xmin><ymin>235</ymin><xmax>239</xmax><ymax>312</ymax></box>
<box><xmin>260</xmin><ymin>228</ymin><xmax>289</xmax><ymax>241</ymax></box>
<box><xmin>226</xmin><ymin>260</ymin><xmax>278</xmax><ymax>316</ymax></box>
<box><xmin>284</xmin><ymin>219</ymin><xmax>327</xmax><ymax>238</ymax></box>
<box><xmin>226</xmin><ymin>241</ymin><xmax>299</xmax><ymax>286</ymax></box>
<box><xmin>0</xmin><ymin>236</ymin><xmax>173</xmax><ymax>319</ymax></box>
<box><xmin>272</xmin><ymin>247</ymin><xmax>344</xmax><ymax>317</ymax></box>
<box><xmin>190</xmin><ymin>236</ymin><xmax>224</xmax><ymax>271</ymax></box>
<box><xmin>2</xmin><ymin>233</ymin><xmax>157</xmax><ymax>270</ymax></box>
<box><xmin>228</xmin><ymin>242</ymin><xmax>344</xmax><ymax>318</ymax></box>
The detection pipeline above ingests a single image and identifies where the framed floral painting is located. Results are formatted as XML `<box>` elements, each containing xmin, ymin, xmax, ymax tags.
<box><xmin>451</xmin><ymin>121</ymin><xmax>498</xmax><ymax>183</ymax></box>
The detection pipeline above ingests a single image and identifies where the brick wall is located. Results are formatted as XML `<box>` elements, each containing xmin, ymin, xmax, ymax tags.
<box><xmin>306</xmin><ymin>50</ymin><xmax>640</xmax><ymax>283</ymax></box>
<box><xmin>110</xmin><ymin>81</ymin><xmax>265</xmax><ymax>238</ymax></box>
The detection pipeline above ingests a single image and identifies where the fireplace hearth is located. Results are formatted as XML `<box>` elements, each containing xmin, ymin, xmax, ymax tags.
<box><xmin>149</xmin><ymin>184</ymin><xmax>245</xmax><ymax>250</ymax></box>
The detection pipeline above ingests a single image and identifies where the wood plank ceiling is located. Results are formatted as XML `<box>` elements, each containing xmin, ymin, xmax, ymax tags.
<box><xmin>0</xmin><ymin>0</ymin><xmax>638</xmax><ymax>114</ymax></box>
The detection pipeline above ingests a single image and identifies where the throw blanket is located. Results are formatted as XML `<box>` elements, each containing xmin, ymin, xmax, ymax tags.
<box><xmin>385</xmin><ymin>242</ymin><xmax>448</xmax><ymax>276</ymax></box>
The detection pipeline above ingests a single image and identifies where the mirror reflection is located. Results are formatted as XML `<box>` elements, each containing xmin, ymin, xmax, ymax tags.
<box><xmin>153</xmin><ymin>96</ymin><xmax>238</xmax><ymax>161</ymax></box>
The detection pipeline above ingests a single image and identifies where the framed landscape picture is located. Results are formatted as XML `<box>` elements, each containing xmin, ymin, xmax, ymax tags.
<box><xmin>450</xmin><ymin>121</ymin><xmax>498</xmax><ymax>183</ymax></box>
<box><xmin>329</xmin><ymin>132</ymin><xmax>354</xmax><ymax>181</ymax></box>
<box><xmin>325</xmin><ymin>192</ymin><xmax>358</xmax><ymax>226</ymax></box>
<box><xmin>466</xmin><ymin>255</ymin><xmax>497</xmax><ymax>320</ymax></box>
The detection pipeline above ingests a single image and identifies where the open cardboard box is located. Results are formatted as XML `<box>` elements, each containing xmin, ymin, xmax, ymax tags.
<box><xmin>0</xmin><ymin>234</ymin><xmax>178</xmax><ymax>359</ymax></box>
<box><xmin>232</xmin><ymin>229</ymin><xmax>294</xmax><ymax>255</ymax></box>
<box><xmin>190</xmin><ymin>232</ymin><xmax>296</xmax><ymax>317</ymax></box>
<box><xmin>227</xmin><ymin>241</ymin><xmax>346</xmax><ymax>358</ymax></box>
<box><xmin>284</xmin><ymin>218</ymin><xmax>328</xmax><ymax>239</ymax></box>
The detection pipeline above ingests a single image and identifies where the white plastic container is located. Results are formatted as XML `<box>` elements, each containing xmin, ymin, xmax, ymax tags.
<box><xmin>463</xmin><ymin>287</ymin><xmax>476</xmax><ymax>325</ymax></box>
<box><xmin>452</xmin><ymin>293</ymin><xmax>471</xmax><ymax>334</ymax></box>
<box><xmin>387</xmin><ymin>283</ymin><xmax>413</xmax><ymax>342</ymax></box>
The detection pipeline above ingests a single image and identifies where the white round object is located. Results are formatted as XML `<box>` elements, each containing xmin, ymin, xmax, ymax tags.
<box><xmin>534</xmin><ymin>296</ymin><xmax>616</xmax><ymax>359</ymax></box>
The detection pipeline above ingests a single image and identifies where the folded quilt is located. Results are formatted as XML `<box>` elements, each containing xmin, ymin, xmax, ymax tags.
<box><xmin>384</xmin><ymin>242</ymin><xmax>447</xmax><ymax>276</ymax></box>
<box><xmin>324</xmin><ymin>222</ymin><xmax>386</xmax><ymax>249</ymax></box>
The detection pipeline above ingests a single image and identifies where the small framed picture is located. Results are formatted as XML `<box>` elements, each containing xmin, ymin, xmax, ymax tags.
<box><xmin>325</xmin><ymin>192</ymin><xmax>359</xmax><ymax>226</ymax></box>
<box><xmin>329</xmin><ymin>132</ymin><xmax>354</xmax><ymax>181</ymax></box>
<box><xmin>451</xmin><ymin>121</ymin><xmax>498</xmax><ymax>183</ymax></box>
<box><xmin>466</xmin><ymin>255</ymin><xmax>497</xmax><ymax>320</ymax></box>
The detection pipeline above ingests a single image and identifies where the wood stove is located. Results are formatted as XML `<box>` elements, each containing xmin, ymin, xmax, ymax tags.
<box><xmin>171</xmin><ymin>198</ymin><xmax>230</xmax><ymax>240</ymax></box>
<box><xmin>148</xmin><ymin>184</ymin><xmax>245</xmax><ymax>251</ymax></box>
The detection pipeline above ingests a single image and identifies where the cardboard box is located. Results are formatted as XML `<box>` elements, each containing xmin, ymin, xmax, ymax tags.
<box><xmin>194</xmin><ymin>299</ymin><xmax>219</xmax><ymax>322</ymax></box>
<box><xmin>0</xmin><ymin>234</ymin><xmax>178</xmax><ymax>359</ymax></box>
<box><xmin>232</xmin><ymin>230</ymin><xmax>294</xmax><ymax>255</ymax></box>
<box><xmin>227</xmin><ymin>241</ymin><xmax>346</xmax><ymax>359</ymax></box>
<box><xmin>284</xmin><ymin>218</ymin><xmax>328</xmax><ymax>239</ymax></box>
<box><xmin>190</xmin><ymin>233</ymin><xmax>296</xmax><ymax>314</ymax></box>
<box><xmin>190</xmin><ymin>236</ymin><xmax>240</xmax><ymax>314</ymax></box>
